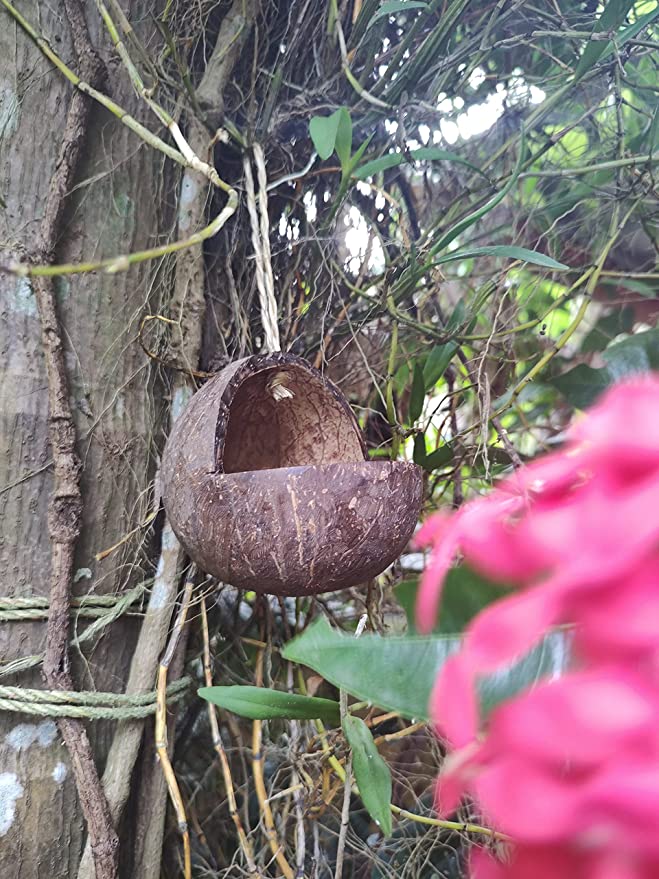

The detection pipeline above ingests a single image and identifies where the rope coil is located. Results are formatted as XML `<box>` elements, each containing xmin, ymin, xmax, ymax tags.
<box><xmin>0</xmin><ymin>581</ymin><xmax>149</xmax><ymax>679</ymax></box>
<box><xmin>0</xmin><ymin>677</ymin><xmax>190</xmax><ymax>720</ymax></box>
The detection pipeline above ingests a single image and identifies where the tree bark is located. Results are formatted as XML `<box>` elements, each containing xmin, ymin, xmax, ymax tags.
<box><xmin>0</xmin><ymin>3</ymin><xmax>173</xmax><ymax>875</ymax></box>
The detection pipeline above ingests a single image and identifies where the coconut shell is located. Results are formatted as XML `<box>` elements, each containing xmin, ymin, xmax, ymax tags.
<box><xmin>162</xmin><ymin>353</ymin><xmax>423</xmax><ymax>596</ymax></box>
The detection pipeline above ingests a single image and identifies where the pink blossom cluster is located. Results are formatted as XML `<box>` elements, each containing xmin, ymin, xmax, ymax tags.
<box><xmin>415</xmin><ymin>377</ymin><xmax>659</xmax><ymax>879</ymax></box>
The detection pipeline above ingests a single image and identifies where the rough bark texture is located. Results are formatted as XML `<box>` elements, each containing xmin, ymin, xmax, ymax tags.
<box><xmin>162</xmin><ymin>354</ymin><xmax>424</xmax><ymax>595</ymax></box>
<box><xmin>0</xmin><ymin>3</ymin><xmax>171</xmax><ymax>875</ymax></box>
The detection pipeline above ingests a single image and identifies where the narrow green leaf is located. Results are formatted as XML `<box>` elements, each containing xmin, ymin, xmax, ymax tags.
<box><xmin>423</xmin><ymin>342</ymin><xmax>457</xmax><ymax>389</ymax></box>
<box><xmin>198</xmin><ymin>685</ymin><xmax>341</xmax><ymax>724</ymax></box>
<box><xmin>574</xmin><ymin>0</ymin><xmax>637</xmax><ymax>81</ymax></box>
<box><xmin>343</xmin><ymin>715</ymin><xmax>393</xmax><ymax>836</ymax></box>
<box><xmin>435</xmin><ymin>245</ymin><xmax>568</xmax><ymax>271</ymax></box>
<box><xmin>446</xmin><ymin>299</ymin><xmax>466</xmax><ymax>331</ymax></box>
<box><xmin>334</xmin><ymin>108</ymin><xmax>353</xmax><ymax>172</ymax></box>
<box><xmin>430</xmin><ymin>131</ymin><xmax>526</xmax><ymax>256</ymax></box>
<box><xmin>345</xmin><ymin>136</ymin><xmax>373</xmax><ymax>177</ymax></box>
<box><xmin>309</xmin><ymin>111</ymin><xmax>342</xmax><ymax>160</ymax></box>
<box><xmin>369</xmin><ymin>0</ymin><xmax>428</xmax><ymax>26</ymax></box>
<box><xmin>282</xmin><ymin>617</ymin><xmax>571</xmax><ymax>722</ymax></box>
<box><xmin>409</xmin><ymin>361</ymin><xmax>425</xmax><ymax>423</ymax></box>
<box><xmin>615</xmin><ymin>6</ymin><xmax>659</xmax><ymax>54</ymax></box>
<box><xmin>353</xmin><ymin>147</ymin><xmax>484</xmax><ymax>180</ymax></box>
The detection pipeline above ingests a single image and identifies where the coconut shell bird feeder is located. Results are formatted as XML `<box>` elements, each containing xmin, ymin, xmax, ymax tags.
<box><xmin>162</xmin><ymin>353</ymin><xmax>423</xmax><ymax>596</ymax></box>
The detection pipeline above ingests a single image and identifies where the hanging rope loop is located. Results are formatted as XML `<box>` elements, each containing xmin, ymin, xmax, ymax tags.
<box><xmin>243</xmin><ymin>144</ymin><xmax>281</xmax><ymax>355</ymax></box>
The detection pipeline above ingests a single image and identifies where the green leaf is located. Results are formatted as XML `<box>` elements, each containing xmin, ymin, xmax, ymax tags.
<box><xmin>412</xmin><ymin>433</ymin><xmax>427</xmax><ymax>466</ymax></box>
<box><xmin>198</xmin><ymin>686</ymin><xmax>341</xmax><ymax>724</ymax></box>
<box><xmin>368</xmin><ymin>0</ymin><xmax>428</xmax><ymax>26</ymax></box>
<box><xmin>282</xmin><ymin>618</ymin><xmax>571</xmax><ymax>722</ymax></box>
<box><xmin>581</xmin><ymin>307</ymin><xmax>634</xmax><ymax>353</ymax></box>
<box><xmin>608</xmin><ymin>277</ymin><xmax>659</xmax><ymax>299</ymax></box>
<box><xmin>430</xmin><ymin>130</ymin><xmax>527</xmax><ymax>256</ymax></box>
<box><xmin>343</xmin><ymin>715</ymin><xmax>393</xmax><ymax>836</ymax></box>
<box><xmin>397</xmin><ymin>568</ymin><xmax>506</xmax><ymax>635</ymax></box>
<box><xmin>574</xmin><ymin>0</ymin><xmax>636</xmax><ymax>81</ymax></box>
<box><xmin>409</xmin><ymin>361</ymin><xmax>425</xmax><ymax>423</ymax></box>
<box><xmin>345</xmin><ymin>136</ymin><xmax>373</xmax><ymax>177</ymax></box>
<box><xmin>423</xmin><ymin>342</ymin><xmax>457</xmax><ymax>389</ymax></box>
<box><xmin>550</xmin><ymin>364</ymin><xmax>610</xmax><ymax>410</ymax></box>
<box><xmin>421</xmin><ymin>443</ymin><xmax>454</xmax><ymax>472</ymax></box>
<box><xmin>334</xmin><ymin>108</ymin><xmax>353</xmax><ymax>172</ymax></box>
<box><xmin>310</xmin><ymin>111</ymin><xmax>342</xmax><ymax>160</ymax></box>
<box><xmin>552</xmin><ymin>330</ymin><xmax>659</xmax><ymax>408</ymax></box>
<box><xmin>353</xmin><ymin>147</ymin><xmax>484</xmax><ymax>180</ymax></box>
<box><xmin>435</xmin><ymin>245</ymin><xmax>568</xmax><ymax>271</ymax></box>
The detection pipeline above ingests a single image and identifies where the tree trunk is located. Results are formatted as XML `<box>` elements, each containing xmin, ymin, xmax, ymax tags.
<box><xmin>0</xmin><ymin>3</ymin><xmax>173</xmax><ymax>875</ymax></box>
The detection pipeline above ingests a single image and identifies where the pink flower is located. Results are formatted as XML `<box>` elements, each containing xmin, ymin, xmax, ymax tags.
<box><xmin>418</xmin><ymin>376</ymin><xmax>659</xmax><ymax>878</ymax></box>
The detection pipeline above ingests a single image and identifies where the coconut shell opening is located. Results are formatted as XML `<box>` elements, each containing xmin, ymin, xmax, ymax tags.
<box><xmin>221</xmin><ymin>365</ymin><xmax>365</xmax><ymax>473</ymax></box>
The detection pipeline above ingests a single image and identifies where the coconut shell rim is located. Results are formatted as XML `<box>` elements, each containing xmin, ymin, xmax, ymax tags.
<box><xmin>213</xmin><ymin>351</ymin><xmax>368</xmax><ymax>473</ymax></box>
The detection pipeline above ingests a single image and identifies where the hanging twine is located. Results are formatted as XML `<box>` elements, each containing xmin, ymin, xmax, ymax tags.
<box><xmin>243</xmin><ymin>144</ymin><xmax>281</xmax><ymax>355</ymax></box>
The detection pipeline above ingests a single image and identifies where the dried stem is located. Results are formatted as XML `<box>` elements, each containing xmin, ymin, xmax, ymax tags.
<box><xmin>334</xmin><ymin>689</ymin><xmax>352</xmax><ymax>879</ymax></box>
<box><xmin>200</xmin><ymin>597</ymin><xmax>261</xmax><ymax>877</ymax></box>
<box><xmin>155</xmin><ymin>577</ymin><xmax>195</xmax><ymax>879</ymax></box>
<box><xmin>253</xmin><ymin>649</ymin><xmax>294</xmax><ymax>879</ymax></box>
<box><xmin>34</xmin><ymin>2</ymin><xmax>119</xmax><ymax>876</ymax></box>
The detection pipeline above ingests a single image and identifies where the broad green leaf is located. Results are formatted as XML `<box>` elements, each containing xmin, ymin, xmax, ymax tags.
<box><xmin>397</xmin><ymin>568</ymin><xmax>506</xmax><ymax>635</ymax></box>
<box><xmin>353</xmin><ymin>146</ymin><xmax>483</xmax><ymax>180</ymax></box>
<box><xmin>550</xmin><ymin>364</ymin><xmax>609</xmax><ymax>410</ymax></box>
<box><xmin>409</xmin><ymin>361</ymin><xmax>425</xmax><ymax>422</ymax></box>
<box><xmin>334</xmin><ymin>108</ymin><xmax>353</xmax><ymax>172</ymax></box>
<box><xmin>421</xmin><ymin>442</ymin><xmax>454</xmax><ymax>472</ymax></box>
<box><xmin>423</xmin><ymin>341</ymin><xmax>457</xmax><ymax>389</ymax></box>
<box><xmin>310</xmin><ymin>111</ymin><xmax>342</xmax><ymax>160</ymax></box>
<box><xmin>551</xmin><ymin>329</ymin><xmax>659</xmax><ymax>408</ymax></box>
<box><xmin>369</xmin><ymin>0</ymin><xmax>428</xmax><ymax>27</ymax></box>
<box><xmin>412</xmin><ymin>433</ymin><xmax>427</xmax><ymax>466</ymax></box>
<box><xmin>343</xmin><ymin>715</ymin><xmax>393</xmax><ymax>836</ymax></box>
<box><xmin>198</xmin><ymin>685</ymin><xmax>340</xmax><ymax>724</ymax></box>
<box><xmin>581</xmin><ymin>307</ymin><xmax>634</xmax><ymax>353</ymax></box>
<box><xmin>574</xmin><ymin>0</ymin><xmax>636</xmax><ymax>81</ymax></box>
<box><xmin>435</xmin><ymin>245</ymin><xmax>568</xmax><ymax>271</ymax></box>
<box><xmin>282</xmin><ymin>617</ymin><xmax>571</xmax><ymax>722</ymax></box>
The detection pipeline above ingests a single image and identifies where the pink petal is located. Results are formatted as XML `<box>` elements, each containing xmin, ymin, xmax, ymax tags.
<box><xmin>585</xmin><ymin>852</ymin><xmax>648</xmax><ymax>879</ymax></box>
<box><xmin>414</xmin><ymin>512</ymin><xmax>453</xmax><ymax>548</ymax></box>
<box><xmin>434</xmin><ymin>756</ymin><xmax>470</xmax><ymax>817</ymax></box>
<box><xmin>469</xmin><ymin>848</ymin><xmax>506</xmax><ymax>879</ymax></box>
<box><xmin>489</xmin><ymin>670</ymin><xmax>657</xmax><ymax>767</ymax></box>
<box><xmin>431</xmin><ymin>654</ymin><xmax>479</xmax><ymax>748</ymax></box>
<box><xmin>575</xmin><ymin>554</ymin><xmax>659</xmax><ymax>659</ymax></box>
<box><xmin>464</xmin><ymin>586</ymin><xmax>561</xmax><ymax>673</ymax></box>
<box><xmin>569</xmin><ymin>376</ymin><xmax>659</xmax><ymax>468</ymax></box>
<box><xmin>474</xmin><ymin>757</ymin><xmax>581</xmax><ymax>842</ymax></box>
<box><xmin>415</xmin><ymin>527</ymin><xmax>461</xmax><ymax>633</ymax></box>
